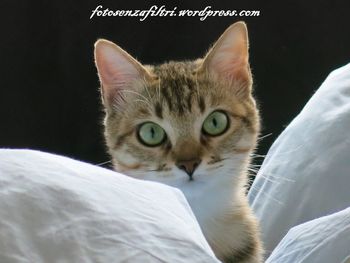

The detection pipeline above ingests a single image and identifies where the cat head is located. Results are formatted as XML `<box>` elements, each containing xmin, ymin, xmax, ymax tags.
<box><xmin>94</xmin><ymin>22</ymin><xmax>259</xmax><ymax>190</ymax></box>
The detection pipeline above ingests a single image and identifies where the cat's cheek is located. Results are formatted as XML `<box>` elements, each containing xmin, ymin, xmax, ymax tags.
<box><xmin>217</xmin><ymin>130</ymin><xmax>256</xmax><ymax>156</ymax></box>
<box><xmin>111</xmin><ymin>150</ymin><xmax>141</xmax><ymax>171</ymax></box>
<box><xmin>234</xmin><ymin>132</ymin><xmax>257</xmax><ymax>152</ymax></box>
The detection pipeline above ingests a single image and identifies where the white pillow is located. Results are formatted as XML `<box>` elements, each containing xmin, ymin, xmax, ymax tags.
<box><xmin>266</xmin><ymin>207</ymin><xmax>350</xmax><ymax>263</ymax></box>
<box><xmin>248</xmin><ymin>63</ymin><xmax>350</xmax><ymax>258</ymax></box>
<box><xmin>0</xmin><ymin>149</ymin><xmax>219</xmax><ymax>263</ymax></box>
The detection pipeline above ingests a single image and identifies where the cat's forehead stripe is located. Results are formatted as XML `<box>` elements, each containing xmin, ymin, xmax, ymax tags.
<box><xmin>198</xmin><ymin>96</ymin><xmax>206</xmax><ymax>113</ymax></box>
<box><xmin>160</xmin><ymin>84</ymin><xmax>173</xmax><ymax>111</ymax></box>
<box><xmin>153</xmin><ymin>62</ymin><xmax>198</xmax><ymax>115</ymax></box>
<box><xmin>186</xmin><ymin>93</ymin><xmax>193</xmax><ymax>112</ymax></box>
<box><xmin>154</xmin><ymin>102</ymin><xmax>163</xmax><ymax>119</ymax></box>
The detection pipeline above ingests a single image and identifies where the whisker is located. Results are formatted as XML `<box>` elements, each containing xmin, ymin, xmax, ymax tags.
<box><xmin>247</xmin><ymin>169</ymin><xmax>259</xmax><ymax>176</ymax></box>
<box><xmin>259</xmin><ymin>172</ymin><xmax>296</xmax><ymax>182</ymax></box>
<box><xmin>250</xmin><ymin>163</ymin><xmax>262</xmax><ymax>167</ymax></box>
<box><xmin>250</xmin><ymin>153</ymin><xmax>266</xmax><ymax>158</ymax></box>
<box><xmin>249</xmin><ymin>185</ymin><xmax>284</xmax><ymax>205</ymax></box>
<box><xmin>248</xmin><ymin>166</ymin><xmax>260</xmax><ymax>170</ymax></box>
<box><xmin>144</xmin><ymin>168</ymin><xmax>167</xmax><ymax>172</ymax></box>
<box><xmin>257</xmin><ymin>133</ymin><xmax>273</xmax><ymax>142</ymax></box>
<box><xmin>268</xmin><ymin>145</ymin><xmax>304</xmax><ymax>156</ymax></box>
<box><xmin>256</xmin><ymin>161</ymin><xmax>291</xmax><ymax>168</ymax></box>
<box><xmin>207</xmin><ymin>164</ymin><xmax>224</xmax><ymax>170</ymax></box>
<box><xmin>96</xmin><ymin>160</ymin><xmax>112</xmax><ymax>166</ymax></box>
<box><xmin>257</xmin><ymin>175</ymin><xmax>282</xmax><ymax>184</ymax></box>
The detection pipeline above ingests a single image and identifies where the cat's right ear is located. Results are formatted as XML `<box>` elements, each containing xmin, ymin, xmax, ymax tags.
<box><xmin>94</xmin><ymin>39</ymin><xmax>151</xmax><ymax>109</ymax></box>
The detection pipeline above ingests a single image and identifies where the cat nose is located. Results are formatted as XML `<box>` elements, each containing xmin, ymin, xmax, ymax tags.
<box><xmin>176</xmin><ymin>159</ymin><xmax>201</xmax><ymax>179</ymax></box>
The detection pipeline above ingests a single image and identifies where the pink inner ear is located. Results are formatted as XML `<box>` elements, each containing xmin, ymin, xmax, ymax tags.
<box><xmin>95</xmin><ymin>40</ymin><xmax>141</xmax><ymax>107</ymax></box>
<box><xmin>212</xmin><ymin>55</ymin><xmax>248</xmax><ymax>81</ymax></box>
<box><xmin>99</xmin><ymin>67</ymin><xmax>136</xmax><ymax>106</ymax></box>
<box><xmin>205</xmin><ymin>24</ymin><xmax>250</xmax><ymax>82</ymax></box>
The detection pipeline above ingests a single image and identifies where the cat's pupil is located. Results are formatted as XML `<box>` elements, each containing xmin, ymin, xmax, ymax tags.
<box><xmin>212</xmin><ymin>118</ymin><xmax>217</xmax><ymax>127</ymax></box>
<box><xmin>150</xmin><ymin>127</ymin><xmax>155</xmax><ymax>138</ymax></box>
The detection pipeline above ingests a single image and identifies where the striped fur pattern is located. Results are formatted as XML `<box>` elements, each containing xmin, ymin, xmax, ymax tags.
<box><xmin>94</xmin><ymin>22</ymin><xmax>263</xmax><ymax>262</ymax></box>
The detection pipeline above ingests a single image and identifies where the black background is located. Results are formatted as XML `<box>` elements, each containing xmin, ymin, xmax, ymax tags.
<box><xmin>1</xmin><ymin>0</ymin><xmax>349</xmax><ymax>167</ymax></box>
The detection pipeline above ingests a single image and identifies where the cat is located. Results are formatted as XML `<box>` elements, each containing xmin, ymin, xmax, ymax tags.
<box><xmin>94</xmin><ymin>21</ymin><xmax>263</xmax><ymax>263</ymax></box>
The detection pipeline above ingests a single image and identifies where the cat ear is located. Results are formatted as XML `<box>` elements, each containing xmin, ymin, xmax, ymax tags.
<box><xmin>199</xmin><ymin>22</ymin><xmax>251</xmax><ymax>93</ymax></box>
<box><xmin>94</xmin><ymin>39</ymin><xmax>151</xmax><ymax>109</ymax></box>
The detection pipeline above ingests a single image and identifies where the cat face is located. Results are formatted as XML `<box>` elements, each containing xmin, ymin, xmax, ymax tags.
<box><xmin>94</xmin><ymin>22</ymin><xmax>259</xmax><ymax>192</ymax></box>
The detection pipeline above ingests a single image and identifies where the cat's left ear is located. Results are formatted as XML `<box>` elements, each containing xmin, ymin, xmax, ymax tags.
<box><xmin>199</xmin><ymin>22</ymin><xmax>251</xmax><ymax>94</ymax></box>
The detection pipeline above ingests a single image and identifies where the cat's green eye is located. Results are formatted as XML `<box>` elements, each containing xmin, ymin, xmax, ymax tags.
<box><xmin>138</xmin><ymin>122</ymin><xmax>166</xmax><ymax>146</ymax></box>
<box><xmin>202</xmin><ymin>111</ymin><xmax>229</xmax><ymax>136</ymax></box>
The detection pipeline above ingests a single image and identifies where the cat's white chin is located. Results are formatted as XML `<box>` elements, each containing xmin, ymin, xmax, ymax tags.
<box><xmin>131</xmin><ymin>156</ymin><xmax>248</xmax><ymax>225</ymax></box>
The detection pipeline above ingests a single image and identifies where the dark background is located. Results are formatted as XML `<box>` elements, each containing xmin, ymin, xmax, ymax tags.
<box><xmin>1</xmin><ymin>0</ymin><xmax>349</xmax><ymax>167</ymax></box>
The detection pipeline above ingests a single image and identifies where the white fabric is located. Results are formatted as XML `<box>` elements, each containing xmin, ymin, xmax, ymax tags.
<box><xmin>266</xmin><ymin>207</ymin><xmax>350</xmax><ymax>263</ymax></box>
<box><xmin>0</xmin><ymin>149</ymin><xmax>219</xmax><ymax>263</ymax></box>
<box><xmin>248</xmin><ymin>63</ymin><xmax>350</xmax><ymax>260</ymax></box>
